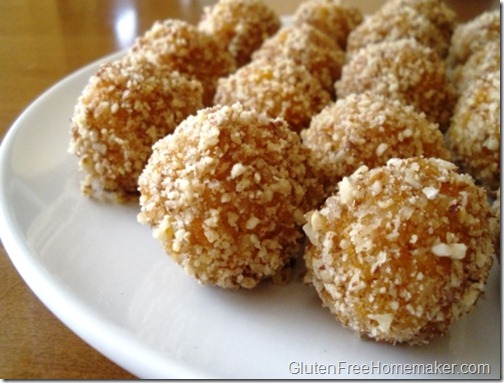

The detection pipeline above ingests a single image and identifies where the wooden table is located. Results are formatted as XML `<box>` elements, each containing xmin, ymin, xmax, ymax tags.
<box><xmin>0</xmin><ymin>0</ymin><xmax>498</xmax><ymax>379</ymax></box>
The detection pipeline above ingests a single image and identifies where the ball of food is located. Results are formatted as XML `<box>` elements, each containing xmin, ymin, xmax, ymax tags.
<box><xmin>129</xmin><ymin>18</ymin><xmax>236</xmax><ymax>105</ymax></box>
<box><xmin>198</xmin><ymin>0</ymin><xmax>281</xmax><ymax>67</ymax></box>
<box><xmin>447</xmin><ymin>10</ymin><xmax>500</xmax><ymax>68</ymax></box>
<box><xmin>69</xmin><ymin>56</ymin><xmax>204</xmax><ymax>201</ymax></box>
<box><xmin>446</xmin><ymin>71</ymin><xmax>500</xmax><ymax>191</ymax></box>
<box><xmin>449</xmin><ymin>40</ymin><xmax>500</xmax><ymax>93</ymax></box>
<box><xmin>335</xmin><ymin>38</ymin><xmax>456</xmax><ymax>130</ymax></box>
<box><xmin>301</xmin><ymin>92</ymin><xmax>451</xmax><ymax>194</ymax></box>
<box><xmin>303</xmin><ymin>157</ymin><xmax>494</xmax><ymax>345</ymax></box>
<box><xmin>138</xmin><ymin>103</ymin><xmax>322</xmax><ymax>289</ymax></box>
<box><xmin>346</xmin><ymin>6</ymin><xmax>449</xmax><ymax>58</ymax></box>
<box><xmin>252</xmin><ymin>24</ymin><xmax>346</xmax><ymax>95</ymax></box>
<box><xmin>214</xmin><ymin>58</ymin><xmax>332</xmax><ymax>133</ymax></box>
<box><xmin>380</xmin><ymin>0</ymin><xmax>457</xmax><ymax>46</ymax></box>
<box><xmin>292</xmin><ymin>0</ymin><xmax>363</xmax><ymax>49</ymax></box>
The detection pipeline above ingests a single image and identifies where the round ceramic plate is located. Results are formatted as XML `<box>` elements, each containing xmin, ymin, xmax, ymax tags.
<box><xmin>0</xmin><ymin>51</ymin><xmax>500</xmax><ymax>378</ymax></box>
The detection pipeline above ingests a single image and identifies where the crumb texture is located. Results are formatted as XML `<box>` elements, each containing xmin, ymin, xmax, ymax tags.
<box><xmin>335</xmin><ymin>38</ymin><xmax>456</xmax><ymax>130</ymax></box>
<box><xmin>446</xmin><ymin>71</ymin><xmax>500</xmax><ymax>191</ymax></box>
<box><xmin>69</xmin><ymin>56</ymin><xmax>203</xmax><ymax>200</ymax></box>
<box><xmin>347</xmin><ymin>6</ymin><xmax>449</xmax><ymax>58</ymax></box>
<box><xmin>303</xmin><ymin>157</ymin><xmax>494</xmax><ymax>345</ymax></box>
<box><xmin>215</xmin><ymin>57</ymin><xmax>331</xmax><ymax>133</ymax></box>
<box><xmin>447</xmin><ymin>10</ymin><xmax>500</xmax><ymax>68</ymax></box>
<box><xmin>252</xmin><ymin>24</ymin><xmax>345</xmax><ymax>94</ymax></box>
<box><xmin>301</xmin><ymin>92</ymin><xmax>450</xmax><ymax>194</ymax></box>
<box><xmin>292</xmin><ymin>0</ymin><xmax>363</xmax><ymax>49</ymax></box>
<box><xmin>198</xmin><ymin>0</ymin><xmax>281</xmax><ymax>67</ymax></box>
<box><xmin>130</xmin><ymin>19</ymin><xmax>236</xmax><ymax>105</ymax></box>
<box><xmin>138</xmin><ymin>103</ymin><xmax>321</xmax><ymax>289</ymax></box>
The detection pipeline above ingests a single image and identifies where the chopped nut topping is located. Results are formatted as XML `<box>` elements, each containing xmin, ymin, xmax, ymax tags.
<box><xmin>138</xmin><ymin>103</ymin><xmax>322</xmax><ymax>289</ymax></box>
<box><xmin>368</xmin><ymin>313</ymin><xmax>394</xmax><ymax>334</ymax></box>
<box><xmin>304</xmin><ymin>157</ymin><xmax>494</xmax><ymax>345</ymax></box>
<box><xmin>335</xmin><ymin>39</ymin><xmax>456</xmax><ymax>130</ymax></box>
<box><xmin>431</xmin><ymin>243</ymin><xmax>467</xmax><ymax>260</ymax></box>
<box><xmin>69</xmin><ymin>56</ymin><xmax>204</xmax><ymax>201</ymax></box>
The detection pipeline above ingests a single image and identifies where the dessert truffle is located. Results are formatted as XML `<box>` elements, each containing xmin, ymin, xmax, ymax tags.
<box><xmin>346</xmin><ymin>6</ymin><xmax>449</xmax><ymax>58</ymax></box>
<box><xmin>303</xmin><ymin>157</ymin><xmax>494</xmax><ymax>345</ymax></box>
<box><xmin>214</xmin><ymin>57</ymin><xmax>331</xmax><ymax>133</ymax></box>
<box><xmin>380</xmin><ymin>0</ymin><xmax>457</xmax><ymax>46</ymax></box>
<box><xmin>335</xmin><ymin>38</ymin><xmax>456</xmax><ymax>130</ymax></box>
<box><xmin>252</xmin><ymin>24</ymin><xmax>345</xmax><ymax>94</ymax></box>
<box><xmin>446</xmin><ymin>71</ymin><xmax>500</xmax><ymax>191</ymax></box>
<box><xmin>447</xmin><ymin>10</ymin><xmax>500</xmax><ymax>69</ymax></box>
<box><xmin>449</xmin><ymin>40</ymin><xmax>500</xmax><ymax>93</ymax></box>
<box><xmin>69</xmin><ymin>56</ymin><xmax>204</xmax><ymax>201</ymax></box>
<box><xmin>301</xmin><ymin>92</ymin><xmax>451</xmax><ymax>194</ymax></box>
<box><xmin>129</xmin><ymin>19</ymin><xmax>236</xmax><ymax>105</ymax></box>
<box><xmin>138</xmin><ymin>103</ymin><xmax>321</xmax><ymax>289</ymax></box>
<box><xmin>198</xmin><ymin>0</ymin><xmax>281</xmax><ymax>67</ymax></box>
<box><xmin>292</xmin><ymin>0</ymin><xmax>363</xmax><ymax>49</ymax></box>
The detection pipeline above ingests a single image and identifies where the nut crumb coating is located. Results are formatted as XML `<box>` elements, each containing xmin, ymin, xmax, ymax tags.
<box><xmin>448</xmin><ymin>10</ymin><xmax>500</xmax><ymax>69</ymax></box>
<box><xmin>252</xmin><ymin>24</ymin><xmax>346</xmax><ymax>94</ymax></box>
<box><xmin>449</xmin><ymin>40</ymin><xmax>500</xmax><ymax>93</ymax></box>
<box><xmin>214</xmin><ymin>57</ymin><xmax>332</xmax><ymax>133</ymax></box>
<box><xmin>304</xmin><ymin>157</ymin><xmax>494</xmax><ymax>345</ymax></box>
<box><xmin>446</xmin><ymin>71</ymin><xmax>500</xmax><ymax>191</ymax></box>
<box><xmin>130</xmin><ymin>19</ymin><xmax>236</xmax><ymax>105</ymax></box>
<box><xmin>69</xmin><ymin>56</ymin><xmax>204</xmax><ymax>201</ymax></box>
<box><xmin>301</xmin><ymin>92</ymin><xmax>451</xmax><ymax>195</ymax></box>
<box><xmin>336</xmin><ymin>38</ymin><xmax>456</xmax><ymax>131</ymax></box>
<box><xmin>138</xmin><ymin>103</ymin><xmax>321</xmax><ymax>289</ymax></box>
<box><xmin>292</xmin><ymin>0</ymin><xmax>363</xmax><ymax>49</ymax></box>
<box><xmin>347</xmin><ymin>6</ymin><xmax>449</xmax><ymax>58</ymax></box>
<box><xmin>198</xmin><ymin>0</ymin><xmax>281</xmax><ymax>67</ymax></box>
<box><xmin>380</xmin><ymin>0</ymin><xmax>457</xmax><ymax>46</ymax></box>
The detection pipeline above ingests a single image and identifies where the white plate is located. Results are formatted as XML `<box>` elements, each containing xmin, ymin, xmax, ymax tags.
<box><xmin>0</xmin><ymin>51</ymin><xmax>501</xmax><ymax>379</ymax></box>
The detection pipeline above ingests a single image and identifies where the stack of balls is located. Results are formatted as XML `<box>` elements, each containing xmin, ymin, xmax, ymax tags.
<box><xmin>69</xmin><ymin>0</ymin><xmax>499</xmax><ymax>346</ymax></box>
